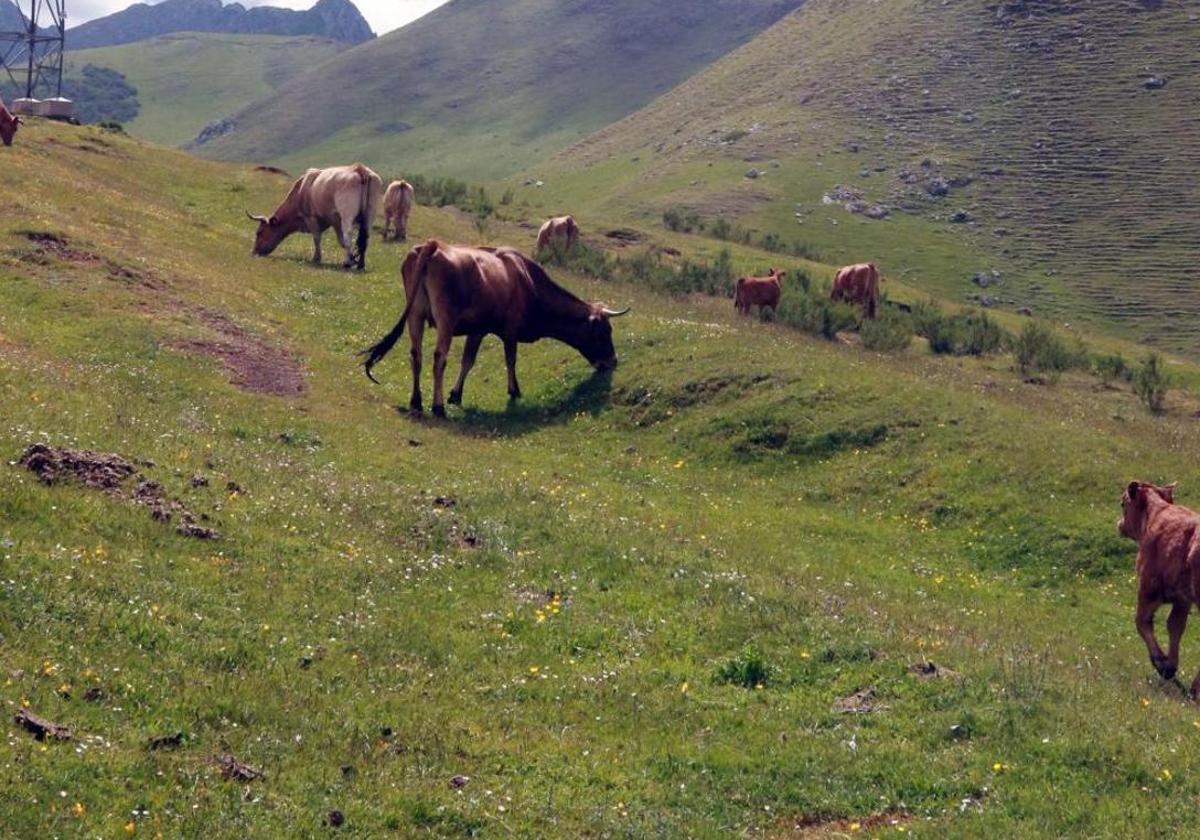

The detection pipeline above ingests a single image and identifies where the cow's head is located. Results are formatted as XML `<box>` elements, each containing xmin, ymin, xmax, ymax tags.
<box><xmin>1119</xmin><ymin>481</ymin><xmax>1177</xmax><ymax>540</ymax></box>
<box><xmin>0</xmin><ymin>113</ymin><xmax>22</xmax><ymax>147</ymax></box>
<box><xmin>246</xmin><ymin>211</ymin><xmax>289</xmax><ymax>256</ymax></box>
<box><xmin>577</xmin><ymin>304</ymin><xmax>629</xmax><ymax>370</ymax></box>
<box><xmin>770</xmin><ymin>268</ymin><xmax>786</xmax><ymax>282</ymax></box>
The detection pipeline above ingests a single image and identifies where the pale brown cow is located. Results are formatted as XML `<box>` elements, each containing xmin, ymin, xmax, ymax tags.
<box><xmin>1118</xmin><ymin>480</ymin><xmax>1200</xmax><ymax>696</ymax></box>
<box><xmin>362</xmin><ymin>240</ymin><xmax>628</xmax><ymax>417</ymax></box>
<box><xmin>831</xmin><ymin>262</ymin><xmax>881</xmax><ymax>319</ymax></box>
<box><xmin>734</xmin><ymin>269</ymin><xmax>785</xmax><ymax>316</ymax></box>
<box><xmin>536</xmin><ymin>215</ymin><xmax>580</xmax><ymax>255</ymax></box>
<box><xmin>247</xmin><ymin>163</ymin><xmax>382</xmax><ymax>270</ymax></box>
<box><xmin>0</xmin><ymin>95</ymin><xmax>22</xmax><ymax>147</ymax></box>
<box><xmin>382</xmin><ymin>179</ymin><xmax>415</xmax><ymax>241</ymax></box>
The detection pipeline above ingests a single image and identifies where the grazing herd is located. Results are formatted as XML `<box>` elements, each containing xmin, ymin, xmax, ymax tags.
<box><xmin>3</xmin><ymin>128</ymin><xmax>1186</xmax><ymax>697</ymax></box>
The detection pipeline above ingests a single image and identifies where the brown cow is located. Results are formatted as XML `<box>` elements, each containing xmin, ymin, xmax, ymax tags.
<box><xmin>831</xmin><ymin>262</ymin><xmax>881</xmax><ymax>319</ymax></box>
<box><xmin>0</xmin><ymin>95</ymin><xmax>22</xmax><ymax>147</ymax></box>
<box><xmin>734</xmin><ymin>269</ymin><xmax>785</xmax><ymax>316</ymax></box>
<box><xmin>536</xmin><ymin>215</ymin><xmax>580</xmax><ymax>254</ymax></box>
<box><xmin>382</xmin><ymin>179</ymin><xmax>415</xmax><ymax>241</ymax></box>
<box><xmin>362</xmin><ymin>240</ymin><xmax>629</xmax><ymax>417</ymax></box>
<box><xmin>247</xmin><ymin>163</ymin><xmax>382</xmax><ymax>270</ymax></box>
<box><xmin>1118</xmin><ymin>480</ymin><xmax>1200</xmax><ymax>695</ymax></box>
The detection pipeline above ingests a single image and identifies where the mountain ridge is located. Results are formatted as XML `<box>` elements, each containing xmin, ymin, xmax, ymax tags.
<box><xmin>67</xmin><ymin>0</ymin><xmax>374</xmax><ymax>49</ymax></box>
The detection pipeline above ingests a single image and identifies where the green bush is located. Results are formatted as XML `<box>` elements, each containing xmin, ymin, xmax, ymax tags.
<box><xmin>959</xmin><ymin>311</ymin><xmax>1006</xmax><ymax>356</ymax></box>
<box><xmin>714</xmin><ymin>648</ymin><xmax>775</xmax><ymax>689</ymax></box>
<box><xmin>776</xmin><ymin>290</ymin><xmax>858</xmax><ymax>340</ymax></box>
<box><xmin>861</xmin><ymin>309</ymin><xmax>914</xmax><ymax>352</ymax></box>
<box><xmin>1133</xmin><ymin>353</ymin><xmax>1170</xmax><ymax>413</ymax></box>
<box><xmin>912</xmin><ymin>302</ymin><xmax>1006</xmax><ymax>356</ymax></box>
<box><xmin>1093</xmin><ymin>352</ymin><xmax>1129</xmax><ymax>386</ymax></box>
<box><xmin>1014</xmin><ymin>322</ymin><xmax>1082</xmax><ymax>379</ymax></box>
<box><xmin>403</xmin><ymin>174</ymin><xmax>470</xmax><ymax>208</ymax></box>
<box><xmin>710</xmin><ymin>218</ymin><xmax>733</xmax><ymax>240</ymax></box>
<box><xmin>662</xmin><ymin>206</ymin><xmax>702</xmax><ymax>233</ymax></box>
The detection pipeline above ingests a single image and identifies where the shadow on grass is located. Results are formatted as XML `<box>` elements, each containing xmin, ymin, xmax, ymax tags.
<box><xmin>396</xmin><ymin>369</ymin><xmax>615</xmax><ymax>438</ymax></box>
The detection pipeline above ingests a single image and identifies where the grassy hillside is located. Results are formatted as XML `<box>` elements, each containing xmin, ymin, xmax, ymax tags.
<box><xmin>66</xmin><ymin>33</ymin><xmax>346</xmax><ymax>146</ymax></box>
<box><xmin>193</xmin><ymin>0</ymin><xmax>801</xmax><ymax>179</ymax></box>
<box><xmin>5</xmin><ymin>120</ymin><xmax>1200</xmax><ymax>837</ymax></box>
<box><xmin>528</xmin><ymin>0</ymin><xmax>1200</xmax><ymax>357</ymax></box>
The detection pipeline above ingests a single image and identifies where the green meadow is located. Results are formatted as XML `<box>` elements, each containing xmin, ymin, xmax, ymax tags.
<box><xmin>2</xmin><ymin>120</ymin><xmax>1200</xmax><ymax>838</ymax></box>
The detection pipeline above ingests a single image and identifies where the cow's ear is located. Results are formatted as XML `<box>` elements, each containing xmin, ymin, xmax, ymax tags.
<box><xmin>1127</xmin><ymin>481</ymin><xmax>1141</xmax><ymax>501</ymax></box>
<box><xmin>1162</xmin><ymin>482</ymin><xmax>1178</xmax><ymax>503</ymax></box>
<box><xmin>269</xmin><ymin>215</ymin><xmax>279</xmax><ymax>226</ymax></box>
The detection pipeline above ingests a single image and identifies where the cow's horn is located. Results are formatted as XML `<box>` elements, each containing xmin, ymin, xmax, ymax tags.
<box><xmin>602</xmin><ymin>306</ymin><xmax>631</xmax><ymax>317</ymax></box>
<box><xmin>246</xmin><ymin>211</ymin><xmax>268</xmax><ymax>223</ymax></box>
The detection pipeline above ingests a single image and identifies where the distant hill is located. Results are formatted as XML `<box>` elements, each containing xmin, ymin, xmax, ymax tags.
<box><xmin>194</xmin><ymin>0</ymin><xmax>803</xmax><ymax>179</ymax></box>
<box><xmin>67</xmin><ymin>0</ymin><xmax>373</xmax><ymax>50</ymax></box>
<box><xmin>65</xmin><ymin>32</ymin><xmax>346</xmax><ymax>145</ymax></box>
<box><xmin>0</xmin><ymin>0</ymin><xmax>27</xmax><ymax>32</ymax></box>
<box><xmin>533</xmin><ymin>0</ymin><xmax>1200</xmax><ymax>355</ymax></box>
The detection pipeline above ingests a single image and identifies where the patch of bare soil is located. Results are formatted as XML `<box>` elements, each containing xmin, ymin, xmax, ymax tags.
<box><xmin>15</xmin><ymin>231</ymin><xmax>164</xmax><ymax>288</ymax></box>
<box><xmin>779</xmin><ymin>812</ymin><xmax>910</xmax><ymax>839</ymax></box>
<box><xmin>832</xmin><ymin>687</ymin><xmax>884</xmax><ymax>714</ymax></box>
<box><xmin>14</xmin><ymin>708</ymin><xmax>72</xmax><ymax>741</ymax></box>
<box><xmin>171</xmin><ymin>308</ymin><xmax>305</xmax><ymax>396</ymax></box>
<box><xmin>19</xmin><ymin>444</ymin><xmax>219</xmax><ymax>540</ymax></box>
<box><xmin>213</xmin><ymin>753</ymin><xmax>262</xmax><ymax>782</ymax></box>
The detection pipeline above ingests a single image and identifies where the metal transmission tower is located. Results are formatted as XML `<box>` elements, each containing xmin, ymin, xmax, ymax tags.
<box><xmin>0</xmin><ymin>0</ymin><xmax>67</xmax><ymax>99</ymax></box>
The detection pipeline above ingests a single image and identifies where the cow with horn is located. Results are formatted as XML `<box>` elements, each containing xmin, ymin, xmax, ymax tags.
<box><xmin>361</xmin><ymin>240</ymin><xmax>629</xmax><ymax>417</ymax></box>
<box><xmin>247</xmin><ymin>163</ymin><xmax>382</xmax><ymax>270</ymax></box>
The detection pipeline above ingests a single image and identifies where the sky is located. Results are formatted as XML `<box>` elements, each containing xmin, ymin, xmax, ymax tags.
<box><xmin>64</xmin><ymin>0</ymin><xmax>451</xmax><ymax>36</ymax></box>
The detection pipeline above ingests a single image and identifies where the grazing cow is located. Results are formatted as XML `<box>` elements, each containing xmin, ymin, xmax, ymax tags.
<box><xmin>362</xmin><ymin>240</ymin><xmax>629</xmax><ymax>417</ymax></box>
<box><xmin>831</xmin><ymin>262</ymin><xmax>881</xmax><ymax>319</ymax></box>
<box><xmin>382</xmin><ymin>179</ymin><xmax>415</xmax><ymax>241</ymax></box>
<box><xmin>247</xmin><ymin>163</ymin><xmax>382</xmax><ymax>269</ymax></box>
<box><xmin>0</xmin><ymin>96</ymin><xmax>22</xmax><ymax>147</ymax></box>
<box><xmin>536</xmin><ymin>215</ymin><xmax>580</xmax><ymax>254</ymax></box>
<box><xmin>1118</xmin><ymin>480</ymin><xmax>1200</xmax><ymax>696</ymax></box>
<box><xmin>734</xmin><ymin>269</ymin><xmax>785</xmax><ymax>316</ymax></box>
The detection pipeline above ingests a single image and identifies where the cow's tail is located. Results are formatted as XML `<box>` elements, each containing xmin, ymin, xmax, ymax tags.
<box><xmin>355</xmin><ymin>166</ymin><xmax>382</xmax><ymax>269</ymax></box>
<box><xmin>359</xmin><ymin>240</ymin><xmax>439</xmax><ymax>382</ymax></box>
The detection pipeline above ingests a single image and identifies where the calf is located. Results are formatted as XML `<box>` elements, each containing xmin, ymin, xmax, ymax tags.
<box><xmin>536</xmin><ymin>215</ymin><xmax>580</xmax><ymax>255</ymax></box>
<box><xmin>831</xmin><ymin>262</ymin><xmax>881</xmax><ymax>319</ymax></box>
<box><xmin>0</xmin><ymin>96</ymin><xmax>22</xmax><ymax>147</ymax></box>
<box><xmin>382</xmin><ymin>179</ymin><xmax>415</xmax><ymax>241</ymax></box>
<box><xmin>1118</xmin><ymin>480</ymin><xmax>1200</xmax><ymax>696</ymax></box>
<box><xmin>734</xmin><ymin>269</ymin><xmax>784</xmax><ymax>316</ymax></box>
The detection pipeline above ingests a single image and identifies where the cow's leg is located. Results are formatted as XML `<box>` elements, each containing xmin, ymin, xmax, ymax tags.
<box><xmin>407</xmin><ymin>315</ymin><xmax>426</xmax><ymax>414</ymax></box>
<box><xmin>449</xmin><ymin>334</ymin><xmax>484</xmax><ymax>406</ymax></box>
<box><xmin>431</xmin><ymin>328</ymin><xmax>454</xmax><ymax>418</ymax></box>
<box><xmin>1165</xmin><ymin>602</ymin><xmax>1190</xmax><ymax>681</ymax></box>
<box><xmin>336</xmin><ymin>217</ymin><xmax>358</xmax><ymax>268</ymax></box>
<box><xmin>1136</xmin><ymin>595</ymin><xmax>1171</xmax><ymax>679</ymax></box>
<box><xmin>397</xmin><ymin>214</ymin><xmax>407</xmax><ymax>241</ymax></box>
<box><xmin>503</xmin><ymin>337</ymin><xmax>521</xmax><ymax>400</ymax></box>
<box><xmin>308</xmin><ymin>221</ymin><xmax>323</xmax><ymax>264</ymax></box>
<box><xmin>382</xmin><ymin>213</ymin><xmax>392</xmax><ymax>241</ymax></box>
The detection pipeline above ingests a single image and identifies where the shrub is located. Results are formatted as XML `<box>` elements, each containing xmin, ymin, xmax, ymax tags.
<box><xmin>662</xmin><ymin>206</ymin><xmax>702</xmax><ymax>233</ymax></box>
<box><xmin>958</xmin><ymin>311</ymin><xmax>1006</xmax><ymax>356</ymax></box>
<box><xmin>1014</xmin><ymin>322</ymin><xmax>1079</xmax><ymax>379</ymax></box>
<box><xmin>710</xmin><ymin>217</ymin><xmax>733</xmax><ymax>240</ymax></box>
<box><xmin>499</xmin><ymin>188</ymin><xmax>515</xmax><ymax>206</ymax></box>
<box><xmin>776</xmin><ymin>290</ymin><xmax>858</xmax><ymax>340</ymax></box>
<box><xmin>760</xmin><ymin>232</ymin><xmax>786</xmax><ymax>253</ymax></box>
<box><xmin>861</xmin><ymin>309</ymin><xmax>914</xmax><ymax>352</ymax></box>
<box><xmin>539</xmin><ymin>240</ymin><xmax>614</xmax><ymax>281</ymax></box>
<box><xmin>714</xmin><ymin>648</ymin><xmax>774</xmax><ymax>689</ymax></box>
<box><xmin>97</xmin><ymin>121</ymin><xmax>125</xmax><ymax>134</ymax></box>
<box><xmin>1093</xmin><ymin>352</ymin><xmax>1129</xmax><ymax>386</ymax></box>
<box><xmin>1133</xmin><ymin>352</ymin><xmax>1170</xmax><ymax>413</ymax></box>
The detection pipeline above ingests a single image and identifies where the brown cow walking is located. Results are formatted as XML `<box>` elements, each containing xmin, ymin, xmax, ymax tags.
<box><xmin>734</xmin><ymin>269</ymin><xmax>785</xmax><ymax>316</ymax></box>
<box><xmin>831</xmin><ymin>262</ymin><xmax>881</xmax><ymax>319</ymax></box>
<box><xmin>362</xmin><ymin>240</ymin><xmax>629</xmax><ymax>417</ymax></box>
<box><xmin>382</xmin><ymin>179</ymin><xmax>415</xmax><ymax>241</ymax></box>
<box><xmin>536</xmin><ymin>215</ymin><xmax>580</xmax><ymax>255</ymax></box>
<box><xmin>0</xmin><ymin>95</ymin><xmax>23</xmax><ymax>147</ymax></box>
<box><xmin>1118</xmin><ymin>481</ymin><xmax>1200</xmax><ymax>696</ymax></box>
<box><xmin>247</xmin><ymin>163</ymin><xmax>382</xmax><ymax>270</ymax></box>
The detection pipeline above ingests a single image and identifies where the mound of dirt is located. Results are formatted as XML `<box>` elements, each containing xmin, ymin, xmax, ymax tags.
<box><xmin>18</xmin><ymin>444</ymin><xmax>220</xmax><ymax>540</ymax></box>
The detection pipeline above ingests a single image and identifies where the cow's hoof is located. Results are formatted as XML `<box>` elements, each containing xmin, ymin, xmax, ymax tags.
<box><xmin>408</xmin><ymin>400</ymin><xmax>423</xmax><ymax>415</ymax></box>
<box><xmin>448</xmin><ymin>391</ymin><xmax>463</xmax><ymax>406</ymax></box>
<box><xmin>432</xmin><ymin>405</ymin><xmax>447</xmax><ymax>419</ymax></box>
<box><xmin>1157</xmin><ymin>662</ymin><xmax>1178</xmax><ymax>680</ymax></box>
<box><xmin>508</xmin><ymin>390</ymin><xmax>522</xmax><ymax>401</ymax></box>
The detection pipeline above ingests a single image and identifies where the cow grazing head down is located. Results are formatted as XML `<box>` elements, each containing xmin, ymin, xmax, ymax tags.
<box><xmin>576</xmin><ymin>304</ymin><xmax>628</xmax><ymax>371</ymax></box>
<box><xmin>1118</xmin><ymin>481</ymin><xmax>1177</xmax><ymax>540</ymax></box>
<box><xmin>0</xmin><ymin>112</ymin><xmax>22</xmax><ymax>147</ymax></box>
<box><xmin>246</xmin><ymin>212</ymin><xmax>293</xmax><ymax>256</ymax></box>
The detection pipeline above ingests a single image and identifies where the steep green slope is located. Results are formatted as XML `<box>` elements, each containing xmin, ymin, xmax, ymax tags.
<box><xmin>5</xmin><ymin>121</ymin><xmax>1200</xmax><ymax>837</ymax></box>
<box><xmin>194</xmin><ymin>0</ymin><xmax>802</xmax><ymax>179</ymax></box>
<box><xmin>65</xmin><ymin>33</ymin><xmax>346</xmax><ymax>147</ymax></box>
<box><xmin>532</xmin><ymin>0</ymin><xmax>1200</xmax><ymax>355</ymax></box>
